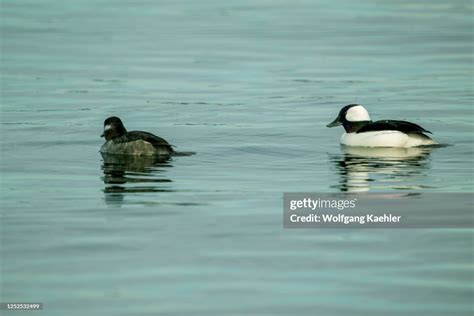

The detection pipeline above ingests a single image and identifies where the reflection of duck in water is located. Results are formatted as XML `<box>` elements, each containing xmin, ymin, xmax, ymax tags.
<box><xmin>330</xmin><ymin>146</ymin><xmax>434</xmax><ymax>192</ymax></box>
<box><xmin>327</xmin><ymin>104</ymin><xmax>437</xmax><ymax>147</ymax></box>
<box><xmin>101</xmin><ymin>153</ymin><xmax>174</xmax><ymax>205</ymax></box>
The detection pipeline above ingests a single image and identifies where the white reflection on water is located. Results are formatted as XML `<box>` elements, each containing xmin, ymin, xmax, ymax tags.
<box><xmin>330</xmin><ymin>146</ymin><xmax>436</xmax><ymax>192</ymax></box>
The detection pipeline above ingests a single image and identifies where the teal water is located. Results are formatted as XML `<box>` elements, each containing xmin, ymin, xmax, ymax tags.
<box><xmin>1</xmin><ymin>0</ymin><xmax>473</xmax><ymax>315</ymax></box>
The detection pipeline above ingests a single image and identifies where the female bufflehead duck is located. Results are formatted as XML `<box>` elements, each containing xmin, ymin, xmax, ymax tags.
<box><xmin>100</xmin><ymin>116</ymin><xmax>174</xmax><ymax>156</ymax></box>
<box><xmin>327</xmin><ymin>104</ymin><xmax>437</xmax><ymax>148</ymax></box>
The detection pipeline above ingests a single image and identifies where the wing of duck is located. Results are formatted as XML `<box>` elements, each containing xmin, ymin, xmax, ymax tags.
<box><xmin>122</xmin><ymin>131</ymin><xmax>174</xmax><ymax>152</ymax></box>
<box><xmin>357</xmin><ymin>120</ymin><xmax>432</xmax><ymax>135</ymax></box>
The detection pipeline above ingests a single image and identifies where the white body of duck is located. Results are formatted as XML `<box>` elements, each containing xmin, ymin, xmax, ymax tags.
<box><xmin>340</xmin><ymin>130</ymin><xmax>436</xmax><ymax>147</ymax></box>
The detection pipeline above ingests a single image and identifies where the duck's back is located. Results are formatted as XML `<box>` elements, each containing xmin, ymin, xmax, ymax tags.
<box><xmin>357</xmin><ymin>120</ymin><xmax>431</xmax><ymax>135</ymax></box>
<box><xmin>100</xmin><ymin>131</ymin><xmax>173</xmax><ymax>156</ymax></box>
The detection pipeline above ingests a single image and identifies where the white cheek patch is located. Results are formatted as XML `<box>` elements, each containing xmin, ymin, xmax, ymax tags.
<box><xmin>346</xmin><ymin>105</ymin><xmax>371</xmax><ymax>122</ymax></box>
<box><xmin>104</xmin><ymin>124</ymin><xmax>112</xmax><ymax>131</ymax></box>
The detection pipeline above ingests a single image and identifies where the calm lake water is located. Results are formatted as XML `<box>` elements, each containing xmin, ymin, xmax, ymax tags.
<box><xmin>1</xmin><ymin>0</ymin><xmax>473</xmax><ymax>315</ymax></box>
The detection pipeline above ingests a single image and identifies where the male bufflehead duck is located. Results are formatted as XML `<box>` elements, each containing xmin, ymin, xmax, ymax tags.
<box><xmin>327</xmin><ymin>104</ymin><xmax>437</xmax><ymax>148</ymax></box>
<box><xmin>100</xmin><ymin>116</ymin><xmax>174</xmax><ymax>156</ymax></box>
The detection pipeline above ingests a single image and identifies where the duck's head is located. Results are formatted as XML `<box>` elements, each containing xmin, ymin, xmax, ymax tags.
<box><xmin>101</xmin><ymin>116</ymin><xmax>127</xmax><ymax>140</ymax></box>
<box><xmin>327</xmin><ymin>104</ymin><xmax>371</xmax><ymax>132</ymax></box>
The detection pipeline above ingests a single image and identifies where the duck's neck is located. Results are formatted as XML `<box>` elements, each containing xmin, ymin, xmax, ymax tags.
<box><xmin>342</xmin><ymin>120</ymin><xmax>372</xmax><ymax>133</ymax></box>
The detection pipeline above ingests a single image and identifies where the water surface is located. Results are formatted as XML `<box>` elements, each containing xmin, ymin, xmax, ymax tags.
<box><xmin>1</xmin><ymin>0</ymin><xmax>473</xmax><ymax>315</ymax></box>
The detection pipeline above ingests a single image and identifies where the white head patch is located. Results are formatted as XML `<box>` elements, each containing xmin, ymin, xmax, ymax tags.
<box><xmin>104</xmin><ymin>124</ymin><xmax>112</xmax><ymax>131</ymax></box>
<box><xmin>345</xmin><ymin>105</ymin><xmax>371</xmax><ymax>122</ymax></box>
